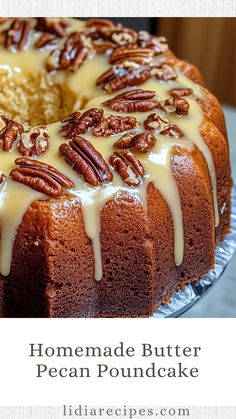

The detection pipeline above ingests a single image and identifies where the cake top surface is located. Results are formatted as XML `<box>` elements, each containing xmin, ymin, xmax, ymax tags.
<box><xmin>0</xmin><ymin>18</ymin><xmax>219</xmax><ymax>280</ymax></box>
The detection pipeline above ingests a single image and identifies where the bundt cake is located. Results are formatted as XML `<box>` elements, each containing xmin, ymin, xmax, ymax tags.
<box><xmin>0</xmin><ymin>18</ymin><xmax>232</xmax><ymax>317</ymax></box>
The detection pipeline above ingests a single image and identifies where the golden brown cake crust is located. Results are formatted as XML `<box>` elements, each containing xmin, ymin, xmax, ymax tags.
<box><xmin>199</xmin><ymin>87</ymin><xmax>228</xmax><ymax>140</ymax></box>
<box><xmin>173</xmin><ymin>59</ymin><xmax>205</xmax><ymax>86</ymax></box>
<box><xmin>199</xmin><ymin>120</ymin><xmax>232</xmax><ymax>243</ymax></box>
<box><xmin>0</xmin><ymin>18</ymin><xmax>232</xmax><ymax>317</ymax></box>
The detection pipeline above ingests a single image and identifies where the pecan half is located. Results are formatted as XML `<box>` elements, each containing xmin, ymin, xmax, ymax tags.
<box><xmin>138</xmin><ymin>31</ymin><xmax>168</xmax><ymax>55</ymax></box>
<box><xmin>0</xmin><ymin>115</ymin><xmax>24</xmax><ymax>151</ymax></box>
<box><xmin>160</xmin><ymin>97</ymin><xmax>189</xmax><ymax>116</ymax></box>
<box><xmin>93</xmin><ymin>115</ymin><xmax>139</xmax><ymax>137</ymax></box>
<box><xmin>47</xmin><ymin>32</ymin><xmax>91</xmax><ymax>72</ymax></box>
<box><xmin>97</xmin><ymin>66</ymin><xmax>151</xmax><ymax>92</ymax></box>
<box><xmin>17</xmin><ymin>126</ymin><xmax>49</xmax><ymax>157</ymax></box>
<box><xmin>60</xmin><ymin>109</ymin><xmax>103</xmax><ymax>139</ymax></box>
<box><xmin>110</xmin><ymin>44</ymin><xmax>154</xmax><ymax>66</ymax></box>
<box><xmin>109</xmin><ymin>150</ymin><xmax>144</xmax><ymax>186</ymax></box>
<box><xmin>35</xmin><ymin>32</ymin><xmax>58</xmax><ymax>49</ymax></box>
<box><xmin>59</xmin><ymin>136</ymin><xmax>113</xmax><ymax>186</ymax></box>
<box><xmin>4</xmin><ymin>18</ymin><xmax>31</xmax><ymax>50</ymax></box>
<box><xmin>35</xmin><ymin>18</ymin><xmax>68</xmax><ymax>37</ymax></box>
<box><xmin>60</xmin><ymin>33</ymin><xmax>90</xmax><ymax>70</ymax></box>
<box><xmin>144</xmin><ymin>113</ymin><xmax>184</xmax><ymax>138</ymax></box>
<box><xmin>114</xmin><ymin>131</ymin><xmax>156</xmax><ymax>153</ymax></box>
<box><xmin>103</xmin><ymin>89</ymin><xmax>159</xmax><ymax>113</ymax></box>
<box><xmin>150</xmin><ymin>64</ymin><xmax>177</xmax><ymax>81</ymax></box>
<box><xmin>10</xmin><ymin>158</ymin><xmax>74</xmax><ymax>197</ymax></box>
<box><xmin>169</xmin><ymin>88</ymin><xmax>193</xmax><ymax>98</ymax></box>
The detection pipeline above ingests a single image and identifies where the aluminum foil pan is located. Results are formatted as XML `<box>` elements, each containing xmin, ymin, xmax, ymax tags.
<box><xmin>152</xmin><ymin>185</ymin><xmax>236</xmax><ymax>318</ymax></box>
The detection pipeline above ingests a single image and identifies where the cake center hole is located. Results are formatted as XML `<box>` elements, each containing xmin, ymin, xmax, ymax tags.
<box><xmin>0</xmin><ymin>74</ymin><xmax>82</xmax><ymax>126</ymax></box>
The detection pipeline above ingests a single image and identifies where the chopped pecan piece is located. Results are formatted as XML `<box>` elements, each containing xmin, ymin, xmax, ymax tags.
<box><xmin>150</xmin><ymin>64</ymin><xmax>177</xmax><ymax>81</ymax></box>
<box><xmin>113</xmin><ymin>131</ymin><xmax>135</xmax><ymax>149</ymax></box>
<box><xmin>0</xmin><ymin>173</ymin><xmax>6</xmax><ymax>185</ymax></box>
<box><xmin>87</xmin><ymin>20</ymin><xmax>138</xmax><ymax>52</ymax></box>
<box><xmin>103</xmin><ymin>89</ymin><xmax>159</xmax><ymax>113</ymax></box>
<box><xmin>160</xmin><ymin>98</ymin><xmax>176</xmax><ymax>113</ymax></box>
<box><xmin>93</xmin><ymin>115</ymin><xmax>139</xmax><ymax>137</ymax></box>
<box><xmin>47</xmin><ymin>32</ymin><xmax>91</xmax><ymax>72</ymax></box>
<box><xmin>86</xmin><ymin>19</ymin><xmax>137</xmax><ymax>48</ymax></box>
<box><xmin>92</xmin><ymin>40</ymin><xmax>115</xmax><ymax>55</ymax></box>
<box><xmin>97</xmin><ymin>66</ymin><xmax>151</xmax><ymax>92</ymax></box>
<box><xmin>17</xmin><ymin>126</ymin><xmax>49</xmax><ymax>157</ymax></box>
<box><xmin>60</xmin><ymin>109</ymin><xmax>103</xmax><ymax>138</ymax></box>
<box><xmin>10</xmin><ymin>158</ymin><xmax>74</xmax><ymax>197</ymax></box>
<box><xmin>169</xmin><ymin>88</ymin><xmax>193</xmax><ymax>98</ymax></box>
<box><xmin>144</xmin><ymin>113</ymin><xmax>170</xmax><ymax>132</ymax></box>
<box><xmin>46</xmin><ymin>49</ymin><xmax>61</xmax><ymax>71</ymax></box>
<box><xmin>111</xmin><ymin>28</ymin><xmax>137</xmax><ymax>45</ymax></box>
<box><xmin>4</xmin><ymin>18</ymin><xmax>31</xmax><ymax>50</ymax></box>
<box><xmin>109</xmin><ymin>150</ymin><xmax>144</xmax><ymax>186</ymax></box>
<box><xmin>144</xmin><ymin>113</ymin><xmax>184</xmax><ymax>138</ymax></box>
<box><xmin>161</xmin><ymin>124</ymin><xmax>184</xmax><ymax>138</ymax></box>
<box><xmin>35</xmin><ymin>32</ymin><xmax>58</xmax><ymax>49</ymax></box>
<box><xmin>0</xmin><ymin>115</ymin><xmax>24</xmax><ymax>151</ymax></box>
<box><xmin>114</xmin><ymin>131</ymin><xmax>156</xmax><ymax>153</ymax></box>
<box><xmin>85</xmin><ymin>18</ymin><xmax>115</xmax><ymax>39</ymax></box>
<box><xmin>110</xmin><ymin>44</ymin><xmax>154</xmax><ymax>66</ymax></box>
<box><xmin>61</xmin><ymin>111</ymin><xmax>82</xmax><ymax>123</ymax></box>
<box><xmin>160</xmin><ymin>97</ymin><xmax>189</xmax><ymax>116</ymax></box>
<box><xmin>138</xmin><ymin>32</ymin><xmax>168</xmax><ymax>55</ymax></box>
<box><xmin>60</xmin><ymin>111</ymin><xmax>82</xmax><ymax>138</ymax></box>
<box><xmin>35</xmin><ymin>18</ymin><xmax>68</xmax><ymax>37</ymax></box>
<box><xmin>59</xmin><ymin>136</ymin><xmax>113</xmax><ymax>186</ymax></box>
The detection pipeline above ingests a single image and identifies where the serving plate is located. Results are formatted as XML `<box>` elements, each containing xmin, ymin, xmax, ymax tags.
<box><xmin>153</xmin><ymin>186</ymin><xmax>236</xmax><ymax>318</ymax></box>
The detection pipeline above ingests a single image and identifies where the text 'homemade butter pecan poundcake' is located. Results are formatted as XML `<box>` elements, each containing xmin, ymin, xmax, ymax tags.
<box><xmin>0</xmin><ymin>18</ymin><xmax>232</xmax><ymax>317</ymax></box>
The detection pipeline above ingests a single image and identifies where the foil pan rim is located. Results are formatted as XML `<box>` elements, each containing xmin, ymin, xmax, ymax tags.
<box><xmin>152</xmin><ymin>185</ymin><xmax>236</xmax><ymax>318</ymax></box>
